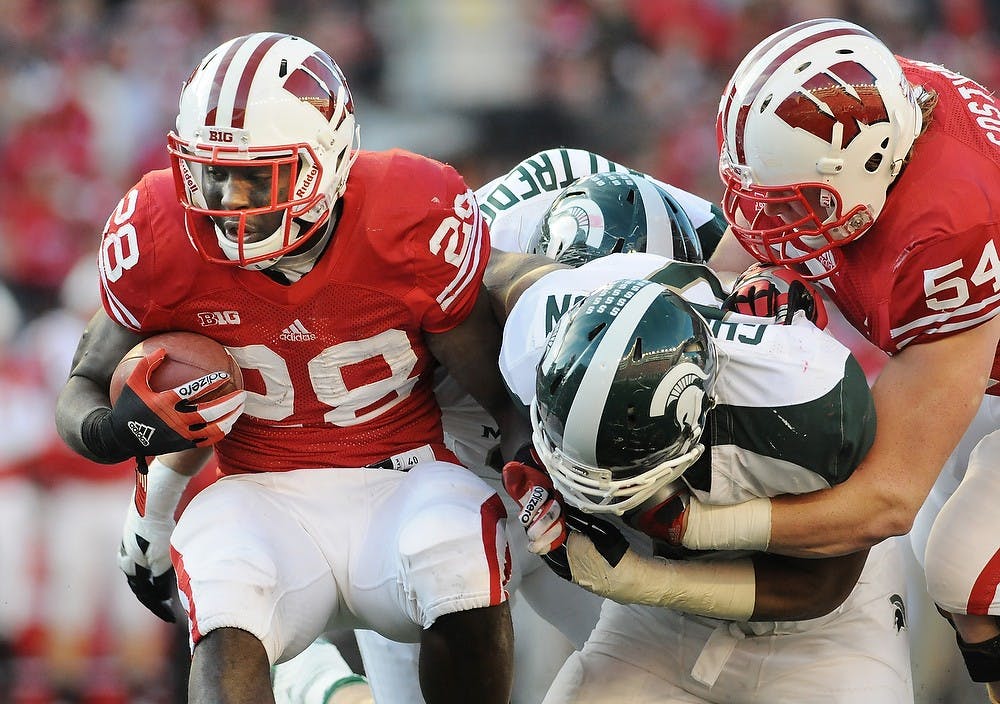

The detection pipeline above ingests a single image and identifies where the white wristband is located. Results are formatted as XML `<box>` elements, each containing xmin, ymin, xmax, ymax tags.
<box><xmin>566</xmin><ymin>532</ymin><xmax>756</xmax><ymax>621</ymax></box>
<box><xmin>681</xmin><ymin>497</ymin><xmax>772</xmax><ymax>552</ymax></box>
<box><xmin>142</xmin><ymin>458</ymin><xmax>193</xmax><ymax>519</ymax></box>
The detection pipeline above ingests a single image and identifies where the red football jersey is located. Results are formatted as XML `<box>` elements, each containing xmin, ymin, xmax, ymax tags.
<box><xmin>98</xmin><ymin>150</ymin><xmax>490</xmax><ymax>474</ymax></box>
<box><xmin>814</xmin><ymin>58</ymin><xmax>1000</xmax><ymax>394</ymax></box>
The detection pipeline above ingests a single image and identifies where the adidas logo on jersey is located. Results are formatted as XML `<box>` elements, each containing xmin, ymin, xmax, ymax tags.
<box><xmin>280</xmin><ymin>319</ymin><xmax>317</xmax><ymax>341</ymax></box>
<box><xmin>127</xmin><ymin>421</ymin><xmax>156</xmax><ymax>447</ymax></box>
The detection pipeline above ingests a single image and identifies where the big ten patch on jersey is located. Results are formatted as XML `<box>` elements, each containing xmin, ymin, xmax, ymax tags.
<box><xmin>477</xmin><ymin>148</ymin><xmax>641</xmax><ymax>228</ymax></box>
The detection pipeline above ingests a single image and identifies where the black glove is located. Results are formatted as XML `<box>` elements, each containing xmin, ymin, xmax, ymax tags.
<box><xmin>122</xmin><ymin>556</ymin><xmax>177</xmax><ymax>623</ymax></box>
<box><xmin>542</xmin><ymin>506</ymin><xmax>629</xmax><ymax>581</ymax></box>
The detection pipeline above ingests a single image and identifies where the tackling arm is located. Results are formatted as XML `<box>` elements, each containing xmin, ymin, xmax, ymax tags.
<box><xmin>482</xmin><ymin>249</ymin><xmax>567</xmax><ymax>322</ymax></box>
<box><xmin>706</xmin><ymin>226</ymin><xmax>756</xmax><ymax>288</ymax></box>
<box><xmin>427</xmin><ymin>282</ymin><xmax>532</xmax><ymax>461</ymax></box>
<box><xmin>683</xmin><ymin>315</ymin><xmax>1000</xmax><ymax>557</ymax></box>
<box><xmin>561</xmin><ymin>519</ymin><xmax>868</xmax><ymax>621</ymax></box>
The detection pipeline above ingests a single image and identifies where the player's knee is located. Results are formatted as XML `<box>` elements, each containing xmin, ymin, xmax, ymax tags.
<box><xmin>398</xmin><ymin>501</ymin><xmax>510</xmax><ymax>625</ymax></box>
<box><xmin>924</xmin><ymin>538</ymin><xmax>987</xmax><ymax>614</ymax></box>
<box><xmin>176</xmin><ymin>542</ymin><xmax>282</xmax><ymax>655</ymax></box>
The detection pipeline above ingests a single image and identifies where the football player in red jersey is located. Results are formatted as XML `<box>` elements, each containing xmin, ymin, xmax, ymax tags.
<box><xmin>681</xmin><ymin>17</ymin><xmax>1000</xmax><ymax>700</ymax></box>
<box><xmin>54</xmin><ymin>33</ymin><xmax>527</xmax><ymax>704</ymax></box>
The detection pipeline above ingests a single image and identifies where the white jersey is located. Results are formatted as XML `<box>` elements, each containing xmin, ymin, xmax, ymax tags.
<box><xmin>507</xmin><ymin>256</ymin><xmax>910</xmax><ymax>704</ymax></box>
<box><xmin>500</xmin><ymin>253</ymin><xmax>874</xmax><ymax>503</ymax></box>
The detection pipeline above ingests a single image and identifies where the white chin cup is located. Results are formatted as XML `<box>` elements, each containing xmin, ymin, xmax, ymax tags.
<box><xmin>215</xmin><ymin>217</ymin><xmax>303</xmax><ymax>270</ymax></box>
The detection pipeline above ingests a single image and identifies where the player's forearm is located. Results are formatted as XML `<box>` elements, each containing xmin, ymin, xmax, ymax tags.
<box><xmin>157</xmin><ymin>447</ymin><xmax>214</xmax><ymax>477</ymax></box>
<box><xmin>566</xmin><ymin>533</ymin><xmax>756</xmax><ymax>620</ymax></box>
<box><xmin>682</xmin><ymin>479</ymin><xmax>906</xmax><ymax>558</ymax></box>
<box><xmin>55</xmin><ymin>374</ymin><xmax>115</xmax><ymax>463</ymax></box>
<box><xmin>750</xmin><ymin>550</ymin><xmax>867</xmax><ymax>620</ymax></box>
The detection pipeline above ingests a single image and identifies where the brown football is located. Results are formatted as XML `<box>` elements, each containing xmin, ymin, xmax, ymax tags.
<box><xmin>109</xmin><ymin>331</ymin><xmax>243</xmax><ymax>405</ymax></box>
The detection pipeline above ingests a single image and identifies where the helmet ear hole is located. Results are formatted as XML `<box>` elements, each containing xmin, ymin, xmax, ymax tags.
<box><xmin>631</xmin><ymin>338</ymin><xmax>643</xmax><ymax>361</ymax></box>
<box><xmin>865</xmin><ymin>153</ymin><xmax>883</xmax><ymax>172</ymax></box>
<box><xmin>587</xmin><ymin>322</ymin><xmax>607</xmax><ymax>341</ymax></box>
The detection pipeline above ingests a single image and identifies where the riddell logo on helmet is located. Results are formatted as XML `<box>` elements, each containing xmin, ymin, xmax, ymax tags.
<box><xmin>774</xmin><ymin>61</ymin><xmax>889</xmax><ymax>147</ymax></box>
<box><xmin>295</xmin><ymin>167</ymin><xmax>318</xmax><ymax>198</ymax></box>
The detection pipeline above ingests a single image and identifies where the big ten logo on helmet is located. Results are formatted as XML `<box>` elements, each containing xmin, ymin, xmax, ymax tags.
<box><xmin>775</xmin><ymin>62</ymin><xmax>889</xmax><ymax>147</ymax></box>
<box><xmin>584</xmin><ymin>280</ymin><xmax>644</xmax><ymax>317</ymax></box>
<box><xmin>208</xmin><ymin>130</ymin><xmax>235</xmax><ymax>143</ymax></box>
<box><xmin>198</xmin><ymin>311</ymin><xmax>241</xmax><ymax>326</ymax></box>
<box><xmin>911</xmin><ymin>59</ymin><xmax>1000</xmax><ymax>147</ymax></box>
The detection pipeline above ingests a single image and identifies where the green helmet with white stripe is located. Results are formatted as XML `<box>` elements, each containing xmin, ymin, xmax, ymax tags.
<box><xmin>531</xmin><ymin>279</ymin><xmax>717</xmax><ymax>515</ymax></box>
<box><xmin>528</xmin><ymin>172</ymin><xmax>703</xmax><ymax>266</ymax></box>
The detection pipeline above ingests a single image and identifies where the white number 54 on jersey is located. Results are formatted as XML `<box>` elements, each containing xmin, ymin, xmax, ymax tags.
<box><xmin>924</xmin><ymin>239</ymin><xmax>1000</xmax><ymax>310</ymax></box>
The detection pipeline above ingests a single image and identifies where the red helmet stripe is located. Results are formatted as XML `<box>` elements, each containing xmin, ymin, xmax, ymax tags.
<box><xmin>720</xmin><ymin>18</ymin><xmax>830</xmax><ymax>156</ymax></box>
<box><xmin>204</xmin><ymin>35</ymin><xmax>251</xmax><ymax>127</ymax></box>
<box><xmin>230</xmin><ymin>33</ymin><xmax>284</xmax><ymax>129</ymax></box>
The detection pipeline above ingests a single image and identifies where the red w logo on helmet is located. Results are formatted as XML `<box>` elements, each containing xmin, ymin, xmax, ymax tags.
<box><xmin>775</xmin><ymin>61</ymin><xmax>889</xmax><ymax>147</ymax></box>
<box><xmin>284</xmin><ymin>53</ymin><xmax>353</xmax><ymax>126</ymax></box>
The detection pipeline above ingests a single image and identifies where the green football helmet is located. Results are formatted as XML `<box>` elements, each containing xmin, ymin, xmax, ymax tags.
<box><xmin>528</xmin><ymin>172</ymin><xmax>703</xmax><ymax>266</ymax></box>
<box><xmin>531</xmin><ymin>279</ymin><xmax>717</xmax><ymax>515</ymax></box>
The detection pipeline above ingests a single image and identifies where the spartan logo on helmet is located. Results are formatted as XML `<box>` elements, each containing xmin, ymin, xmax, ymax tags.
<box><xmin>650</xmin><ymin>362</ymin><xmax>710</xmax><ymax>452</ymax></box>
<box><xmin>774</xmin><ymin>61</ymin><xmax>890</xmax><ymax>148</ymax></box>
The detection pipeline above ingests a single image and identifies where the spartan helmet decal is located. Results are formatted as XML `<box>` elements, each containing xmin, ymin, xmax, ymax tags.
<box><xmin>531</xmin><ymin>279</ymin><xmax>717</xmax><ymax>515</ymax></box>
<box><xmin>651</xmin><ymin>362</ymin><xmax>711</xmax><ymax>442</ymax></box>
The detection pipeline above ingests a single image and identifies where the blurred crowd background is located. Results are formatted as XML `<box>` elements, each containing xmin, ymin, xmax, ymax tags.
<box><xmin>1</xmin><ymin>0</ymin><xmax>998</xmax><ymax>702</ymax></box>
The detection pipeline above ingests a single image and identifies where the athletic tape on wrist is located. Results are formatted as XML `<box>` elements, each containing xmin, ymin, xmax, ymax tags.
<box><xmin>141</xmin><ymin>459</ymin><xmax>193</xmax><ymax>519</ymax></box>
<box><xmin>622</xmin><ymin>550</ymin><xmax>755</xmax><ymax>621</ymax></box>
<box><xmin>566</xmin><ymin>533</ymin><xmax>756</xmax><ymax>621</ymax></box>
<box><xmin>681</xmin><ymin>497</ymin><xmax>771</xmax><ymax>552</ymax></box>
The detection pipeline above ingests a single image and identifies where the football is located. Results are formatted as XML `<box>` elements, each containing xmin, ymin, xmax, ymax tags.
<box><xmin>109</xmin><ymin>331</ymin><xmax>243</xmax><ymax>405</ymax></box>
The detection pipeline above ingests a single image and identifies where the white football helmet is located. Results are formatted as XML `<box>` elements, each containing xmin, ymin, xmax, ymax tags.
<box><xmin>717</xmin><ymin>18</ymin><xmax>922</xmax><ymax>276</ymax></box>
<box><xmin>168</xmin><ymin>33</ymin><xmax>359</xmax><ymax>269</ymax></box>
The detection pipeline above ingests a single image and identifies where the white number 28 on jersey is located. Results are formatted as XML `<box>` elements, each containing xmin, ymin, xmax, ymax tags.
<box><xmin>228</xmin><ymin>329</ymin><xmax>419</xmax><ymax>427</ymax></box>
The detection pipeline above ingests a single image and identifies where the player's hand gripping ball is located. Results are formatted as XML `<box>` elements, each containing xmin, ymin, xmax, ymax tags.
<box><xmin>109</xmin><ymin>332</ymin><xmax>246</xmax><ymax>459</ymax></box>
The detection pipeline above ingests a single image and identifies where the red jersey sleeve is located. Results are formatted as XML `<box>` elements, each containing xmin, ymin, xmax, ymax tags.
<box><xmin>407</xmin><ymin>162</ymin><xmax>490</xmax><ymax>334</ymax></box>
<box><xmin>887</xmin><ymin>223</ymin><xmax>1000</xmax><ymax>350</ymax></box>
<box><xmin>97</xmin><ymin>170</ymin><xmax>209</xmax><ymax>333</ymax></box>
